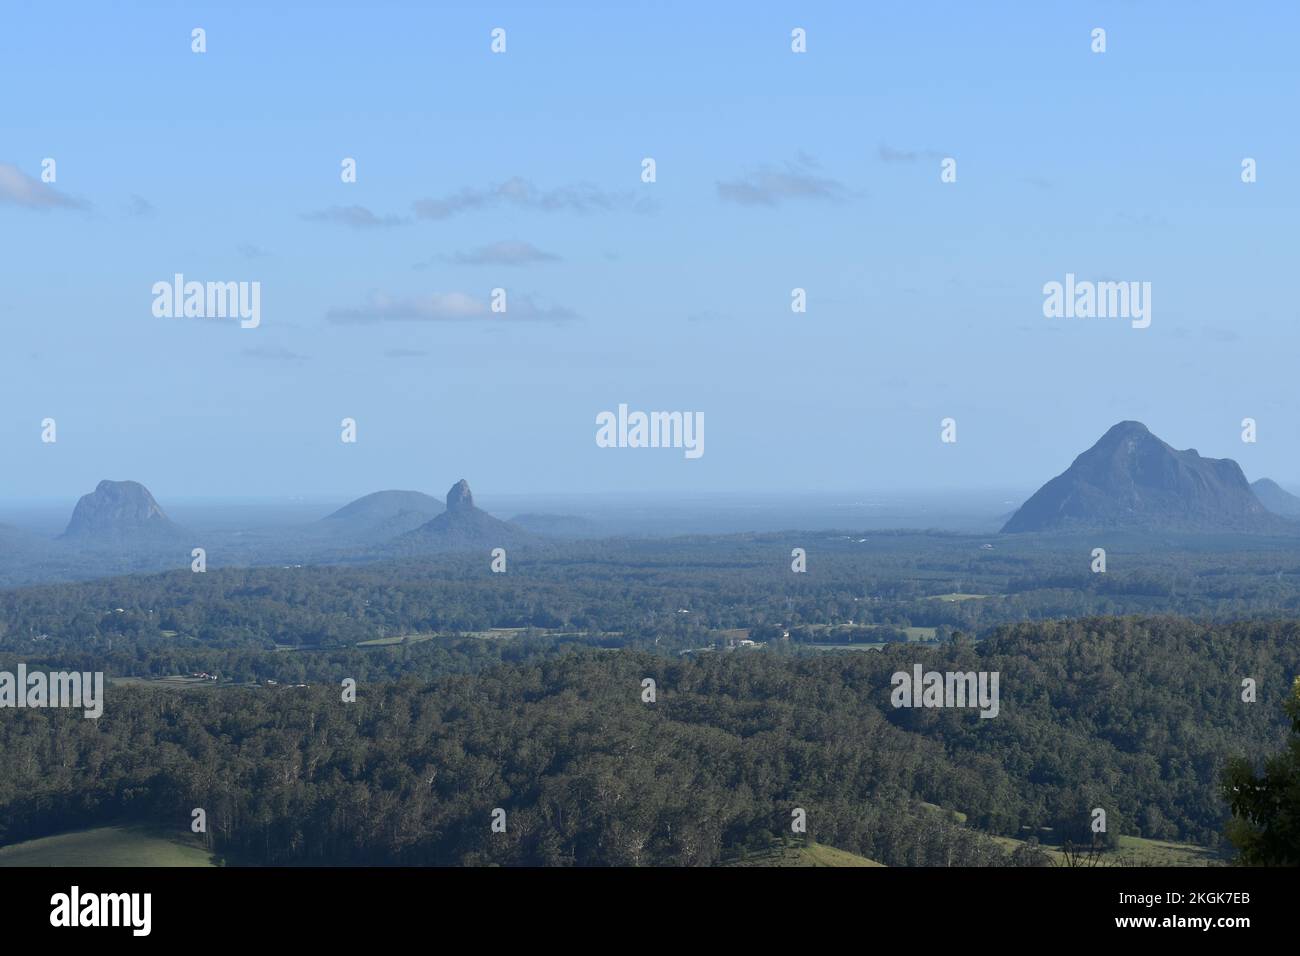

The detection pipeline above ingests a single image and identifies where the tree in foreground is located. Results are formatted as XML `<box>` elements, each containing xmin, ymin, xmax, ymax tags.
<box><xmin>1223</xmin><ymin>676</ymin><xmax>1300</xmax><ymax>866</ymax></box>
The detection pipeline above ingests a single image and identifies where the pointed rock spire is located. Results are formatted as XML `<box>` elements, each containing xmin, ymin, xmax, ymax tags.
<box><xmin>445</xmin><ymin>479</ymin><xmax>474</xmax><ymax>513</ymax></box>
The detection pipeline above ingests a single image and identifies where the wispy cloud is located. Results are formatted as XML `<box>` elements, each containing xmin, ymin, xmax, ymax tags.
<box><xmin>303</xmin><ymin>178</ymin><xmax>640</xmax><ymax>229</ymax></box>
<box><xmin>125</xmin><ymin>194</ymin><xmax>155</xmax><ymax>217</ymax></box>
<box><xmin>716</xmin><ymin>156</ymin><xmax>848</xmax><ymax>206</ymax></box>
<box><xmin>445</xmin><ymin>239</ymin><xmax>561</xmax><ymax>267</ymax></box>
<box><xmin>411</xmin><ymin>177</ymin><xmax>633</xmax><ymax>220</ymax></box>
<box><xmin>876</xmin><ymin>144</ymin><xmax>945</xmax><ymax>164</ymax></box>
<box><xmin>410</xmin><ymin>186</ymin><xmax>495</xmax><ymax>221</ymax></box>
<box><xmin>326</xmin><ymin>291</ymin><xmax>577</xmax><ymax>324</ymax></box>
<box><xmin>241</xmin><ymin>346</ymin><xmax>309</xmax><ymax>361</ymax></box>
<box><xmin>238</xmin><ymin>243</ymin><xmax>270</xmax><ymax>259</ymax></box>
<box><xmin>0</xmin><ymin>163</ymin><xmax>89</xmax><ymax>211</ymax></box>
<box><xmin>301</xmin><ymin>205</ymin><xmax>409</xmax><ymax>229</ymax></box>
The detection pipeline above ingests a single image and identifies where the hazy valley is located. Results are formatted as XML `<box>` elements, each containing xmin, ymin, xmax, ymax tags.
<box><xmin>3</xmin><ymin>423</ymin><xmax>1300</xmax><ymax>868</ymax></box>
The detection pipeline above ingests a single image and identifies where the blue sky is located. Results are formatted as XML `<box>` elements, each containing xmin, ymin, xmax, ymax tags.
<box><xmin>2</xmin><ymin>1</ymin><xmax>1298</xmax><ymax>503</ymax></box>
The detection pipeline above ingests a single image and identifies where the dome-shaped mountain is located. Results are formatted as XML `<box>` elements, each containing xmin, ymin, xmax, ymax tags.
<box><xmin>325</xmin><ymin>489</ymin><xmax>444</xmax><ymax>523</ymax></box>
<box><xmin>61</xmin><ymin>480</ymin><xmax>187</xmax><ymax>543</ymax></box>
<box><xmin>317</xmin><ymin>489</ymin><xmax>444</xmax><ymax>542</ymax></box>
<box><xmin>1250</xmin><ymin>478</ymin><xmax>1300</xmax><ymax>518</ymax></box>
<box><xmin>1002</xmin><ymin>422</ymin><xmax>1287</xmax><ymax>533</ymax></box>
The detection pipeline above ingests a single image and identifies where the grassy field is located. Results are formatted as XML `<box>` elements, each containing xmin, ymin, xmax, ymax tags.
<box><xmin>989</xmin><ymin>833</ymin><xmax>1223</xmax><ymax>867</ymax></box>
<box><xmin>463</xmin><ymin>628</ymin><xmax>530</xmax><ymax>639</ymax></box>
<box><xmin>806</xmin><ymin>623</ymin><xmax>938</xmax><ymax>642</ymax></box>
<box><xmin>1114</xmin><ymin>835</ymin><xmax>1225</xmax><ymax>866</ymax></box>
<box><xmin>900</xmin><ymin>626</ymin><xmax>938</xmax><ymax>641</ymax></box>
<box><xmin>0</xmin><ymin>826</ymin><xmax>216</xmax><ymax>867</ymax></box>
<box><xmin>806</xmin><ymin>643</ymin><xmax>886</xmax><ymax>652</ymax></box>
<box><xmin>722</xmin><ymin>840</ymin><xmax>884</xmax><ymax>867</ymax></box>
<box><xmin>356</xmin><ymin>629</ymin><xmax>522</xmax><ymax>647</ymax></box>
<box><xmin>918</xmin><ymin>800</ymin><xmax>1221</xmax><ymax>866</ymax></box>
<box><xmin>919</xmin><ymin>802</ymin><xmax>968</xmax><ymax>824</ymax></box>
<box><xmin>0</xmin><ymin>824</ymin><xmax>1216</xmax><ymax>868</ymax></box>
<box><xmin>109</xmin><ymin>675</ymin><xmax>228</xmax><ymax>690</ymax></box>
<box><xmin>357</xmin><ymin>628</ymin><xmax>536</xmax><ymax>646</ymax></box>
<box><xmin>357</xmin><ymin>627</ymin><xmax>622</xmax><ymax>647</ymax></box>
<box><xmin>355</xmin><ymin>632</ymin><xmax>439</xmax><ymax>647</ymax></box>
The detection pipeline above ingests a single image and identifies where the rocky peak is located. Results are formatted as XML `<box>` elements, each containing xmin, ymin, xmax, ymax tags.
<box><xmin>445</xmin><ymin>479</ymin><xmax>475</xmax><ymax>513</ymax></box>
<box><xmin>1002</xmin><ymin>422</ymin><xmax>1281</xmax><ymax>533</ymax></box>
<box><xmin>62</xmin><ymin>480</ymin><xmax>176</xmax><ymax>539</ymax></box>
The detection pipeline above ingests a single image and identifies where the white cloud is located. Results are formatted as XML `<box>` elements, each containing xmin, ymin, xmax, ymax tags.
<box><xmin>327</xmin><ymin>291</ymin><xmax>576</xmax><ymax>324</ymax></box>
<box><xmin>0</xmin><ymin>163</ymin><xmax>89</xmax><ymax>210</ymax></box>
<box><xmin>716</xmin><ymin>156</ymin><xmax>848</xmax><ymax>206</ymax></box>
<box><xmin>446</xmin><ymin>240</ymin><xmax>561</xmax><ymax>266</ymax></box>
<box><xmin>302</xmin><ymin>205</ymin><xmax>408</xmax><ymax>228</ymax></box>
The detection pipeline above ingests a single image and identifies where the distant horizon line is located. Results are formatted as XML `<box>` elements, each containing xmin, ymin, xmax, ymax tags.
<box><xmin>0</xmin><ymin>487</ymin><xmax>1039</xmax><ymax>507</ymax></box>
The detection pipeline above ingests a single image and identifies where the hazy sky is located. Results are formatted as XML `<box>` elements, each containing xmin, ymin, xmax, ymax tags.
<box><xmin>2</xmin><ymin>1</ymin><xmax>1297</xmax><ymax>503</ymax></box>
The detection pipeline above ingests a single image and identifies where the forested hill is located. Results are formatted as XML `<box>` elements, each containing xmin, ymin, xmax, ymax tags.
<box><xmin>1</xmin><ymin>617</ymin><xmax>1295</xmax><ymax>865</ymax></box>
<box><xmin>8</xmin><ymin>531</ymin><xmax>1300</xmax><ymax>656</ymax></box>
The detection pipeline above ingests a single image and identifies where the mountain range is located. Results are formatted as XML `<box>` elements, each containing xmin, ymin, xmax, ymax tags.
<box><xmin>7</xmin><ymin>424</ymin><xmax>1300</xmax><ymax>590</ymax></box>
